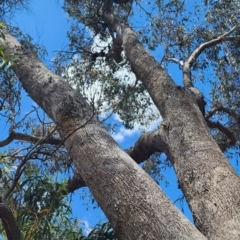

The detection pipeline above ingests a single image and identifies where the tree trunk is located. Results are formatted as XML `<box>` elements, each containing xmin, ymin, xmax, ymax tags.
<box><xmin>0</xmin><ymin>203</ymin><xmax>21</xmax><ymax>240</ymax></box>
<box><xmin>0</xmin><ymin>31</ymin><xmax>207</xmax><ymax>239</ymax></box>
<box><xmin>103</xmin><ymin>12</ymin><xmax>240</xmax><ymax>239</ymax></box>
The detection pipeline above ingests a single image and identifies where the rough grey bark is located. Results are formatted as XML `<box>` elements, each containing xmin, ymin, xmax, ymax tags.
<box><xmin>0</xmin><ymin>31</ymin><xmax>207</xmax><ymax>239</ymax></box>
<box><xmin>102</xmin><ymin>10</ymin><xmax>240</xmax><ymax>239</ymax></box>
<box><xmin>127</xmin><ymin>128</ymin><xmax>166</xmax><ymax>163</ymax></box>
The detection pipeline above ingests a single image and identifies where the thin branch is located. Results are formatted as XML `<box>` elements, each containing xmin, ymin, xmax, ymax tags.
<box><xmin>14</xmin><ymin>108</ymin><xmax>36</xmax><ymax>129</ymax></box>
<box><xmin>0</xmin><ymin>131</ymin><xmax>62</xmax><ymax>147</ymax></box>
<box><xmin>1</xmin><ymin>150</ymin><xmax>34</xmax><ymax>202</ymax></box>
<box><xmin>205</xmin><ymin>106</ymin><xmax>240</xmax><ymax>124</ymax></box>
<box><xmin>206</xmin><ymin>120</ymin><xmax>236</xmax><ymax>151</ymax></box>
<box><xmin>165</xmin><ymin>57</ymin><xmax>184</xmax><ymax>67</ymax></box>
<box><xmin>1</xmin><ymin>126</ymin><xmax>59</xmax><ymax>202</ymax></box>
<box><xmin>101</xmin><ymin>0</ymin><xmax>113</xmax><ymax>13</ymax></box>
<box><xmin>182</xmin><ymin>26</ymin><xmax>239</xmax><ymax>87</ymax></box>
<box><xmin>0</xmin><ymin>114</ymin><xmax>97</xmax><ymax>197</ymax></box>
<box><xmin>1</xmin><ymin>167</ymin><xmax>26</xmax><ymax>203</ymax></box>
<box><xmin>187</xmin><ymin>26</ymin><xmax>238</xmax><ymax>68</ymax></box>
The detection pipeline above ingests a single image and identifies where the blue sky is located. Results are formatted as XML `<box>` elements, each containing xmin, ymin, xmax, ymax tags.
<box><xmin>5</xmin><ymin>0</ymin><xmax>240</xmax><ymax>235</ymax></box>
<box><xmin>10</xmin><ymin>0</ymin><xmax>71</xmax><ymax>59</ymax></box>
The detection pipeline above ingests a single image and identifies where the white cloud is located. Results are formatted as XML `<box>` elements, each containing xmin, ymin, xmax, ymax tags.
<box><xmin>112</xmin><ymin>102</ymin><xmax>162</xmax><ymax>130</ymax></box>
<box><xmin>113</xmin><ymin>66</ymin><xmax>136</xmax><ymax>85</ymax></box>
<box><xmin>80</xmin><ymin>219</ymin><xmax>92</xmax><ymax>236</ymax></box>
<box><xmin>91</xmin><ymin>34</ymin><xmax>112</xmax><ymax>53</ymax></box>
<box><xmin>111</xmin><ymin>126</ymin><xmax>140</xmax><ymax>143</ymax></box>
<box><xmin>111</xmin><ymin>111</ymin><xmax>162</xmax><ymax>144</ymax></box>
<box><xmin>65</xmin><ymin>33</ymin><xmax>163</xmax><ymax>139</ymax></box>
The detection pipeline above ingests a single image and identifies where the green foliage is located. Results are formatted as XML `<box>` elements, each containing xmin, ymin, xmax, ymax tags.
<box><xmin>142</xmin><ymin>153</ymin><xmax>170</xmax><ymax>185</ymax></box>
<box><xmin>60</xmin><ymin>0</ymin><xmax>159</xmax><ymax>131</ymax></box>
<box><xmin>0</xmin><ymin>157</ymin><xmax>116</xmax><ymax>239</ymax></box>
<box><xmin>54</xmin><ymin>11</ymin><xmax>160</xmax><ymax>130</ymax></box>
<box><xmin>62</xmin><ymin>0</ymin><xmax>240</xmax><ymax>153</ymax></box>
<box><xmin>0</xmin><ymin>160</ymin><xmax>80</xmax><ymax>239</ymax></box>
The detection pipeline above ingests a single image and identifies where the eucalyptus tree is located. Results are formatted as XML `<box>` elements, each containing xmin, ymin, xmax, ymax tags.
<box><xmin>61</xmin><ymin>0</ymin><xmax>240</xmax><ymax>238</ymax></box>
<box><xmin>0</xmin><ymin>0</ymin><xmax>240</xmax><ymax>239</ymax></box>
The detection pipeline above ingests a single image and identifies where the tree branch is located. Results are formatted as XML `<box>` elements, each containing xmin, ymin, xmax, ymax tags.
<box><xmin>66</xmin><ymin>127</ymin><xmax>168</xmax><ymax>193</ymax></box>
<box><xmin>187</xmin><ymin>26</ymin><xmax>238</xmax><ymax>68</ymax></box>
<box><xmin>127</xmin><ymin>127</ymin><xmax>167</xmax><ymax>163</ymax></box>
<box><xmin>1</xmin><ymin>150</ymin><xmax>36</xmax><ymax>202</ymax></box>
<box><xmin>205</xmin><ymin>106</ymin><xmax>240</xmax><ymax>124</ymax></box>
<box><xmin>113</xmin><ymin>0</ymin><xmax>132</xmax><ymax>4</ymax></box>
<box><xmin>206</xmin><ymin>120</ymin><xmax>236</xmax><ymax>151</ymax></box>
<box><xmin>165</xmin><ymin>57</ymin><xmax>184</xmax><ymax>67</ymax></box>
<box><xmin>66</xmin><ymin>173</ymin><xmax>86</xmax><ymax>193</ymax></box>
<box><xmin>63</xmin><ymin>127</ymin><xmax>168</xmax><ymax>193</ymax></box>
<box><xmin>0</xmin><ymin>131</ymin><xmax>62</xmax><ymax>147</ymax></box>
<box><xmin>181</xmin><ymin>26</ymin><xmax>239</xmax><ymax>87</ymax></box>
<box><xmin>0</xmin><ymin>203</ymin><xmax>21</xmax><ymax>240</ymax></box>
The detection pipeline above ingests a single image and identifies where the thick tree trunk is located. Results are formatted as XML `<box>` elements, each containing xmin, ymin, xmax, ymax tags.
<box><xmin>103</xmin><ymin>12</ymin><xmax>240</xmax><ymax>239</ymax></box>
<box><xmin>1</xmin><ymin>31</ymin><xmax>207</xmax><ymax>239</ymax></box>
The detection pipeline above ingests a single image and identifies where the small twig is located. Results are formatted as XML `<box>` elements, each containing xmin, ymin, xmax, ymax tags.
<box><xmin>48</xmin><ymin>112</ymin><xmax>96</xmax><ymax>157</ymax></box>
<box><xmin>2</xmin><ymin>153</ymin><xmax>30</xmax><ymax>202</ymax></box>
<box><xmin>14</xmin><ymin>108</ymin><xmax>36</xmax><ymax>129</ymax></box>
<box><xmin>165</xmin><ymin>57</ymin><xmax>184</xmax><ymax>67</ymax></box>
<box><xmin>174</xmin><ymin>194</ymin><xmax>186</xmax><ymax>213</ymax></box>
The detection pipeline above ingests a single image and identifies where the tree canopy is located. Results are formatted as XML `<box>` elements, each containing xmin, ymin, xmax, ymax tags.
<box><xmin>0</xmin><ymin>0</ymin><xmax>240</xmax><ymax>239</ymax></box>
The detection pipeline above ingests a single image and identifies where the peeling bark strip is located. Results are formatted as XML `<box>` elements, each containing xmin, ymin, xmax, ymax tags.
<box><xmin>102</xmin><ymin>9</ymin><xmax>240</xmax><ymax>240</ymax></box>
<box><xmin>0</xmin><ymin>31</ymin><xmax>206</xmax><ymax>239</ymax></box>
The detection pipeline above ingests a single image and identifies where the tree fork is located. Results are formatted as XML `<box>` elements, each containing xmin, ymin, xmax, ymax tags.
<box><xmin>0</xmin><ymin>30</ymin><xmax>207</xmax><ymax>239</ymax></box>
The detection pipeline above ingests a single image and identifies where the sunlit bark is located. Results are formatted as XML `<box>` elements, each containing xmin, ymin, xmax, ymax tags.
<box><xmin>102</xmin><ymin>8</ymin><xmax>240</xmax><ymax>239</ymax></box>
